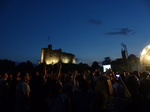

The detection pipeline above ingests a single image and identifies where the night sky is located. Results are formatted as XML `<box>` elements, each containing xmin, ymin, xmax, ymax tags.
<box><xmin>1</xmin><ymin>0</ymin><xmax>150</xmax><ymax>65</ymax></box>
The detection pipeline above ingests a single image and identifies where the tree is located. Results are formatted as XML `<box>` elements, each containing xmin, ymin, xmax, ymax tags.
<box><xmin>0</xmin><ymin>59</ymin><xmax>16</xmax><ymax>74</ymax></box>
<box><xmin>17</xmin><ymin>60</ymin><xmax>34</xmax><ymax>73</ymax></box>
<box><xmin>128</xmin><ymin>54</ymin><xmax>137</xmax><ymax>60</ymax></box>
<box><xmin>128</xmin><ymin>54</ymin><xmax>139</xmax><ymax>71</ymax></box>
<box><xmin>77</xmin><ymin>62</ymin><xmax>90</xmax><ymax>73</ymax></box>
<box><xmin>91</xmin><ymin>61</ymin><xmax>100</xmax><ymax>72</ymax></box>
<box><xmin>102</xmin><ymin>57</ymin><xmax>111</xmax><ymax>65</ymax></box>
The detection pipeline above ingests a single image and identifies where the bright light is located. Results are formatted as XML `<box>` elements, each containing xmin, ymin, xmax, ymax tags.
<box><xmin>73</xmin><ymin>59</ymin><xmax>76</xmax><ymax>64</ymax></box>
<box><xmin>141</xmin><ymin>45</ymin><xmax>150</xmax><ymax>56</ymax></box>
<box><xmin>62</xmin><ymin>58</ymin><xmax>69</xmax><ymax>63</ymax></box>
<box><xmin>41</xmin><ymin>49</ymin><xmax>44</xmax><ymax>62</ymax></box>
<box><xmin>46</xmin><ymin>59</ymin><xmax>59</xmax><ymax>64</ymax></box>
<box><xmin>141</xmin><ymin>49</ymin><xmax>147</xmax><ymax>55</ymax></box>
<box><xmin>140</xmin><ymin>44</ymin><xmax>150</xmax><ymax>65</ymax></box>
<box><xmin>103</xmin><ymin>64</ymin><xmax>111</xmax><ymax>72</ymax></box>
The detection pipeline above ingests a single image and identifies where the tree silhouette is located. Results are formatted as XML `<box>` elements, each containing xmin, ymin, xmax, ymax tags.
<box><xmin>17</xmin><ymin>60</ymin><xmax>34</xmax><ymax>73</ymax></box>
<box><xmin>91</xmin><ymin>61</ymin><xmax>100</xmax><ymax>72</ymax></box>
<box><xmin>102</xmin><ymin>57</ymin><xmax>111</xmax><ymax>65</ymax></box>
<box><xmin>0</xmin><ymin>59</ymin><xmax>16</xmax><ymax>74</ymax></box>
<box><xmin>77</xmin><ymin>62</ymin><xmax>90</xmax><ymax>73</ymax></box>
<box><xmin>128</xmin><ymin>54</ymin><xmax>139</xmax><ymax>71</ymax></box>
<box><xmin>128</xmin><ymin>54</ymin><xmax>137</xmax><ymax>60</ymax></box>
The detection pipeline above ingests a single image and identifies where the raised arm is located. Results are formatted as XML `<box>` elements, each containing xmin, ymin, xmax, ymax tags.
<box><xmin>119</xmin><ymin>76</ymin><xmax>131</xmax><ymax>99</ymax></box>
<box><xmin>54</xmin><ymin>63</ymin><xmax>62</xmax><ymax>79</ymax></box>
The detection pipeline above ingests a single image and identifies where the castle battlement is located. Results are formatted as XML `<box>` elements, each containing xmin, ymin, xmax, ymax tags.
<box><xmin>62</xmin><ymin>52</ymin><xmax>75</xmax><ymax>55</ymax></box>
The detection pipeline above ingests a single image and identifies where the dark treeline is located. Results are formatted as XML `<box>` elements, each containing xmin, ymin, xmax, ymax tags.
<box><xmin>0</xmin><ymin>59</ymin><xmax>102</xmax><ymax>77</ymax></box>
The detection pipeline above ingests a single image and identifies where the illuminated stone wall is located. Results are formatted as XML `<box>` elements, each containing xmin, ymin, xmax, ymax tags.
<box><xmin>40</xmin><ymin>45</ymin><xmax>76</xmax><ymax>65</ymax></box>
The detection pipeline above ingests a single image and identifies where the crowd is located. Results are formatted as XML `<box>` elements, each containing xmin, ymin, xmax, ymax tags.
<box><xmin>0</xmin><ymin>63</ymin><xmax>150</xmax><ymax>112</ymax></box>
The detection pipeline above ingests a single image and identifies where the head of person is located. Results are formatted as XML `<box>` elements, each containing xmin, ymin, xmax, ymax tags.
<box><xmin>96</xmin><ymin>75</ymin><xmax>113</xmax><ymax>98</ymax></box>
<box><xmin>96</xmin><ymin>75</ymin><xmax>113</xmax><ymax>109</ymax></box>
<box><xmin>125</xmin><ymin>75</ymin><xmax>140</xmax><ymax>90</ymax></box>
<box><xmin>79</xmin><ymin>79</ymin><xmax>90</xmax><ymax>92</ymax></box>
<box><xmin>84</xmin><ymin>70</ymin><xmax>90</xmax><ymax>78</ymax></box>
<box><xmin>96</xmin><ymin>75</ymin><xmax>113</xmax><ymax>97</ymax></box>
<box><xmin>94</xmin><ymin>71</ymin><xmax>101</xmax><ymax>77</ymax></box>
<box><xmin>20</xmin><ymin>72</ymin><xmax>30</xmax><ymax>82</ymax></box>
<box><xmin>141</xmin><ymin>71</ymin><xmax>148</xmax><ymax>78</ymax></box>
<box><xmin>15</xmin><ymin>71</ymin><xmax>20</xmax><ymax>77</ymax></box>
<box><xmin>9</xmin><ymin>74</ymin><xmax>12</xmax><ymax>78</ymax></box>
<box><xmin>131</xmin><ymin>71</ymin><xmax>140</xmax><ymax>79</ymax></box>
<box><xmin>48</xmin><ymin>79</ymin><xmax>63</xmax><ymax>99</ymax></box>
<box><xmin>2</xmin><ymin>72</ymin><xmax>8</xmax><ymax>80</ymax></box>
<box><xmin>66</xmin><ymin>74</ymin><xmax>73</xmax><ymax>82</ymax></box>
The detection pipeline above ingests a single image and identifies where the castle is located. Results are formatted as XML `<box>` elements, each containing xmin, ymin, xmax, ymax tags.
<box><xmin>40</xmin><ymin>44</ymin><xmax>76</xmax><ymax>65</ymax></box>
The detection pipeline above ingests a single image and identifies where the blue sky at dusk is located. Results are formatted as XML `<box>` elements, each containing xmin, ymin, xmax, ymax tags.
<box><xmin>1</xmin><ymin>0</ymin><xmax>150</xmax><ymax>65</ymax></box>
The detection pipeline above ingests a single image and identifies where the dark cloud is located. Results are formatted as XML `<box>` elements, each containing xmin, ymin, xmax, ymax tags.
<box><xmin>88</xmin><ymin>19</ymin><xmax>102</xmax><ymax>25</ymax></box>
<box><xmin>105</xmin><ymin>28</ymin><xmax>135</xmax><ymax>35</ymax></box>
